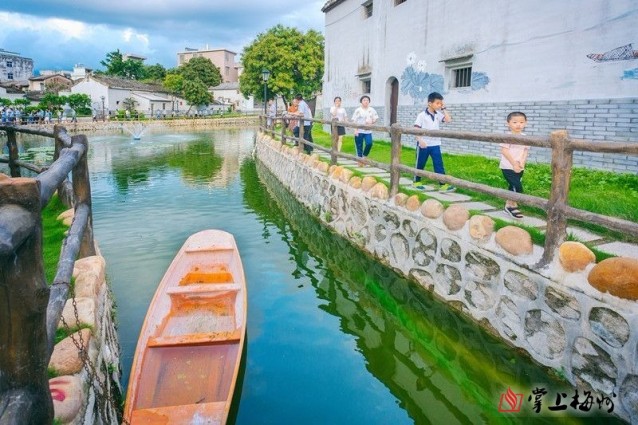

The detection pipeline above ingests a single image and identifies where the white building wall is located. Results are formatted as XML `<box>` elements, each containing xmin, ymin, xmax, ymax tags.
<box><xmin>323</xmin><ymin>0</ymin><xmax>638</xmax><ymax>172</ymax></box>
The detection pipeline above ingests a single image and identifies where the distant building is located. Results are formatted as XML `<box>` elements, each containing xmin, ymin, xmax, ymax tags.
<box><xmin>28</xmin><ymin>74</ymin><xmax>73</xmax><ymax>93</ymax></box>
<box><xmin>72</xmin><ymin>74</ymin><xmax>188</xmax><ymax>117</ymax></box>
<box><xmin>122</xmin><ymin>53</ymin><xmax>146</xmax><ymax>62</ymax></box>
<box><xmin>210</xmin><ymin>81</ymin><xmax>254</xmax><ymax>111</ymax></box>
<box><xmin>177</xmin><ymin>46</ymin><xmax>239</xmax><ymax>83</ymax></box>
<box><xmin>0</xmin><ymin>48</ymin><xmax>33</xmax><ymax>84</ymax></box>
<box><xmin>71</xmin><ymin>64</ymin><xmax>93</xmax><ymax>81</ymax></box>
<box><xmin>321</xmin><ymin>0</ymin><xmax>638</xmax><ymax>172</ymax></box>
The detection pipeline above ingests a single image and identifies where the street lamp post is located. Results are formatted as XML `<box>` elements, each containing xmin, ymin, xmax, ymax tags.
<box><xmin>261</xmin><ymin>69</ymin><xmax>270</xmax><ymax>118</ymax></box>
<box><xmin>100</xmin><ymin>95</ymin><xmax>105</xmax><ymax>122</ymax></box>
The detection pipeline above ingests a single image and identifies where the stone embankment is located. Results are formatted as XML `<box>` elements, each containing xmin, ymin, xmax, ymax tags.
<box><xmin>256</xmin><ymin>133</ymin><xmax>638</xmax><ymax>422</ymax></box>
<box><xmin>49</xmin><ymin>209</ymin><xmax>121</xmax><ymax>424</ymax></box>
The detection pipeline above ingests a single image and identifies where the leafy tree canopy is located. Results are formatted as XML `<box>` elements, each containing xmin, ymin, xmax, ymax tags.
<box><xmin>177</xmin><ymin>57</ymin><xmax>222</xmax><ymax>88</ymax></box>
<box><xmin>143</xmin><ymin>63</ymin><xmax>167</xmax><ymax>83</ymax></box>
<box><xmin>239</xmin><ymin>25</ymin><xmax>324</xmax><ymax>105</ymax></box>
<box><xmin>182</xmin><ymin>79</ymin><xmax>213</xmax><ymax>111</ymax></box>
<box><xmin>163</xmin><ymin>73</ymin><xmax>184</xmax><ymax>94</ymax></box>
<box><xmin>100</xmin><ymin>49</ymin><xmax>146</xmax><ymax>80</ymax></box>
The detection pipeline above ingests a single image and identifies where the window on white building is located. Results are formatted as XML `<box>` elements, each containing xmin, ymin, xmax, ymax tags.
<box><xmin>362</xmin><ymin>0</ymin><xmax>373</xmax><ymax>18</ymax></box>
<box><xmin>6</xmin><ymin>61</ymin><xmax>12</xmax><ymax>68</ymax></box>
<box><xmin>7</xmin><ymin>73</ymin><xmax>13</xmax><ymax>80</ymax></box>
<box><xmin>443</xmin><ymin>55</ymin><xmax>473</xmax><ymax>90</ymax></box>
<box><xmin>362</xmin><ymin>79</ymin><xmax>371</xmax><ymax>94</ymax></box>
<box><xmin>452</xmin><ymin>66</ymin><xmax>472</xmax><ymax>88</ymax></box>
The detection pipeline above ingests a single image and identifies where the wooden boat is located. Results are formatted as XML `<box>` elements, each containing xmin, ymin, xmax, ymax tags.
<box><xmin>124</xmin><ymin>229</ymin><xmax>247</xmax><ymax>424</ymax></box>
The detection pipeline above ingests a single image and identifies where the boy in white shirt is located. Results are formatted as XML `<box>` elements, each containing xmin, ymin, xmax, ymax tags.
<box><xmin>413</xmin><ymin>92</ymin><xmax>455</xmax><ymax>192</ymax></box>
<box><xmin>500</xmin><ymin>112</ymin><xmax>529</xmax><ymax>219</ymax></box>
<box><xmin>351</xmin><ymin>95</ymin><xmax>379</xmax><ymax>163</ymax></box>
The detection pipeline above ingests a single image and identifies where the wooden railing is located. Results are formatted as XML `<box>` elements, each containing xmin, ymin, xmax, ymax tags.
<box><xmin>258</xmin><ymin>115</ymin><xmax>638</xmax><ymax>267</ymax></box>
<box><xmin>0</xmin><ymin>124</ymin><xmax>95</xmax><ymax>424</ymax></box>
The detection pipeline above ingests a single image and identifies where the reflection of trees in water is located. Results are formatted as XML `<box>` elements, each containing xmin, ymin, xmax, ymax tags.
<box><xmin>111</xmin><ymin>140</ymin><xmax>223</xmax><ymax>193</ymax></box>
<box><xmin>243</xmin><ymin>159</ymin><xmax>589</xmax><ymax>424</ymax></box>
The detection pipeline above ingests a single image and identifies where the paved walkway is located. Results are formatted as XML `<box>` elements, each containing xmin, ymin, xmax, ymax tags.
<box><xmin>318</xmin><ymin>152</ymin><xmax>638</xmax><ymax>259</ymax></box>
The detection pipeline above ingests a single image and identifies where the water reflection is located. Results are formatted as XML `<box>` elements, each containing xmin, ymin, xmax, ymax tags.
<box><xmin>245</xmin><ymin>159</ymin><xmax>621</xmax><ymax>424</ymax></box>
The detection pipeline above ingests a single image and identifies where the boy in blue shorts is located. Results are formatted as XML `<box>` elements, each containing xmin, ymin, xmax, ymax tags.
<box><xmin>413</xmin><ymin>92</ymin><xmax>455</xmax><ymax>192</ymax></box>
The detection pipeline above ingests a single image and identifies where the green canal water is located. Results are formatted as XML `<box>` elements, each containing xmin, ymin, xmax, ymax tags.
<box><xmin>6</xmin><ymin>128</ymin><xmax>623</xmax><ymax>424</ymax></box>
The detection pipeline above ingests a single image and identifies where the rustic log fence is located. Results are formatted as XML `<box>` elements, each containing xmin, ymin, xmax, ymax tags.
<box><xmin>0</xmin><ymin>124</ymin><xmax>95</xmax><ymax>424</ymax></box>
<box><xmin>258</xmin><ymin>115</ymin><xmax>638</xmax><ymax>267</ymax></box>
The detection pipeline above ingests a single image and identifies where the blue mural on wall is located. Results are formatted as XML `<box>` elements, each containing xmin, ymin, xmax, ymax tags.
<box><xmin>586</xmin><ymin>43</ymin><xmax>638</xmax><ymax>80</ymax></box>
<box><xmin>470</xmin><ymin>72</ymin><xmax>490</xmax><ymax>90</ymax></box>
<box><xmin>622</xmin><ymin>68</ymin><xmax>638</xmax><ymax>80</ymax></box>
<box><xmin>400</xmin><ymin>52</ymin><xmax>489</xmax><ymax>103</ymax></box>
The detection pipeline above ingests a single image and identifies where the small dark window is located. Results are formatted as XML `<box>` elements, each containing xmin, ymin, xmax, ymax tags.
<box><xmin>363</xmin><ymin>1</ymin><xmax>373</xmax><ymax>18</ymax></box>
<box><xmin>453</xmin><ymin>66</ymin><xmax>472</xmax><ymax>88</ymax></box>
<box><xmin>6</xmin><ymin>61</ymin><xmax>12</xmax><ymax>68</ymax></box>
<box><xmin>362</xmin><ymin>79</ymin><xmax>371</xmax><ymax>94</ymax></box>
<box><xmin>395</xmin><ymin>0</ymin><xmax>407</xmax><ymax>5</ymax></box>
<box><xmin>7</xmin><ymin>72</ymin><xmax>13</xmax><ymax>80</ymax></box>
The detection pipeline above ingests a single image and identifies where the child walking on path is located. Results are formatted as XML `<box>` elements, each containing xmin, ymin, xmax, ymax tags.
<box><xmin>500</xmin><ymin>111</ymin><xmax>529</xmax><ymax>219</ymax></box>
<box><xmin>330</xmin><ymin>96</ymin><xmax>348</xmax><ymax>151</ymax></box>
<box><xmin>413</xmin><ymin>92</ymin><xmax>455</xmax><ymax>192</ymax></box>
<box><xmin>352</xmin><ymin>95</ymin><xmax>378</xmax><ymax>163</ymax></box>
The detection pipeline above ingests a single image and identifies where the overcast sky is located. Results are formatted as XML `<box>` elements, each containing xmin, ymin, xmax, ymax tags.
<box><xmin>0</xmin><ymin>0</ymin><xmax>326</xmax><ymax>73</ymax></box>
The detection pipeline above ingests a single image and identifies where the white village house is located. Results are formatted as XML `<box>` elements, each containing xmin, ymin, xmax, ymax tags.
<box><xmin>210</xmin><ymin>82</ymin><xmax>254</xmax><ymax>112</ymax></box>
<box><xmin>321</xmin><ymin>0</ymin><xmax>638</xmax><ymax>172</ymax></box>
<box><xmin>72</xmin><ymin>74</ymin><xmax>189</xmax><ymax>118</ymax></box>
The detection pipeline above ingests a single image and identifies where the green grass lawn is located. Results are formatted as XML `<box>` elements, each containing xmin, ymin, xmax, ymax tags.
<box><xmin>286</xmin><ymin>124</ymin><xmax>638</xmax><ymax>245</ymax></box>
<box><xmin>42</xmin><ymin>194</ymin><xmax>70</xmax><ymax>283</ymax></box>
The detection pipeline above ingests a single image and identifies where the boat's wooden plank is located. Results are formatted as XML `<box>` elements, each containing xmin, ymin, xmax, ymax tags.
<box><xmin>131</xmin><ymin>401</ymin><xmax>226</xmax><ymax>424</ymax></box>
<box><xmin>148</xmin><ymin>329</ymin><xmax>242</xmax><ymax>347</ymax></box>
<box><xmin>185</xmin><ymin>246</ymin><xmax>234</xmax><ymax>253</ymax></box>
<box><xmin>133</xmin><ymin>343</ymin><xmax>239</xmax><ymax>411</ymax></box>
<box><xmin>166</xmin><ymin>283</ymin><xmax>240</xmax><ymax>295</ymax></box>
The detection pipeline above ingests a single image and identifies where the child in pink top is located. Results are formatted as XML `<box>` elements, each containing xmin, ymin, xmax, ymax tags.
<box><xmin>500</xmin><ymin>112</ymin><xmax>529</xmax><ymax>219</ymax></box>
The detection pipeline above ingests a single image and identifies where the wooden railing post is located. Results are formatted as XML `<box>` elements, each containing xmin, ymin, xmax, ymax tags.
<box><xmin>299</xmin><ymin>123</ymin><xmax>305</xmax><ymax>153</ymax></box>
<box><xmin>6</xmin><ymin>128</ymin><xmax>21</xmax><ymax>177</ymax></box>
<box><xmin>280</xmin><ymin>117</ymin><xmax>286</xmax><ymax>144</ymax></box>
<box><xmin>389</xmin><ymin>123</ymin><xmax>402</xmax><ymax>197</ymax></box>
<box><xmin>72</xmin><ymin>135</ymin><xmax>96</xmax><ymax>258</ymax></box>
<box><xmin>0</xmin><ymin>179</ymin><xmax>54</xmax><ymax>424</ymax></box>
<box><xmin>330</xmin><ymin>119</ymin><xmax>339</xmax><ymax>165</ymax></box>
<box><xmin>539</xmin><ymin>130</ymin><xmax>573</xmax><ymax>267</ymax></box>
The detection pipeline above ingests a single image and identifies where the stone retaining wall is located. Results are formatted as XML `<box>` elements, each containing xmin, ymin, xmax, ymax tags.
<box><xmin>256</xmin><ymin>133</ymin><xmax>638</xmax><ymax>422</ymax></box>
<box><xmin>49</xmin><ymin>210</ymin><xmax>121</xmax><ymax>424</ymax></box>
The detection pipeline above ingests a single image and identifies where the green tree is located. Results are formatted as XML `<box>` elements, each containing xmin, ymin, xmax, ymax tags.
<box><xmin>144</xmin><ymin>63</ymin><xmax>167</xmax><ymax>82</ymax></box>
<box><xmin>122</xmin><ymin>97</ymin><xmax>138</xmax><ymax>112</ymax></box>
<box><xmin>163</xmin><ymin>73</ymin><xmax>184</xmax><ymax>94</ymax></box>
<box><xmin>0</xmin><ymin>98</ymin><xmax>11</xmax><ymax>107</ymax></box>
<box><xmin>39</xmin><ymin>93</ymin><xmax>63</xmax><ymax>110</ymax></box>
<box><xmin>13</xmin><ymin>98</ymin><xmax>31</xmax><ymax>108</ymax></box>
<box><xmin>239</xmin><ymin>25</ymin><xmax>324</xmax><ymax>106</ymax></box>
<box><xmin>178</xmin><ymin>57</ymin><xmax>222</xmax><ymax>88</ymax></box>
<box><xmin>67</xmin><ymin>93</ymin><xmax>91</xmax><ymax>114</ymax></box>
<box><xmin>182</xmin><ymin>80</ymin><xmax>213</xmax><ymax>112</ymax></box>
<box><xmin>100</xmin><ymin>49</ymin><xmax>146</xmax><ymax>80</ymax></box>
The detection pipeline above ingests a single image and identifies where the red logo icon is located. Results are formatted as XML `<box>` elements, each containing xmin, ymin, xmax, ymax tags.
<box><xmin>498</xmin><ymin>387</ymin><xmax>523</xmax><ymax>412</ymax></box>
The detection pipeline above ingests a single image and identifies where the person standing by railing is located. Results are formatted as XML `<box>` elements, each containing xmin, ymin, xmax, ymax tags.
<box><xmin>330</xmin><ymin>96</ymin><xmax>348</xmax><ymax>151</ymax></box>
<box><xmin>500</xmin><ymin>111</ymin><xmax>529</xmax><ymax>219</ymax></box>
<box><xmin>293</xmin><ymin>94</ymin><xmax>314</xmax><ymax>154</ymax></box>
<box><xmin>412</xmin><ymin>92</ymin><xmax>455</xmax><ymax>192</ymax></box>
<box><xmin>352</xmin><ymin>95</ymin><xmax>378</xmax><ymax>165</ymax></box>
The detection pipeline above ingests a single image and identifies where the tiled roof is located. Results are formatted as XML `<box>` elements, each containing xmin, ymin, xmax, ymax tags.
<box><xmin>321</xmin><ymin>0</ymin><xmax>347</xmax><ymax>13</ymax></box>
<box><xmin>90</xmin><ymin>74</ymin><xmax>166</xmax><ymax>93</ymax></box>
